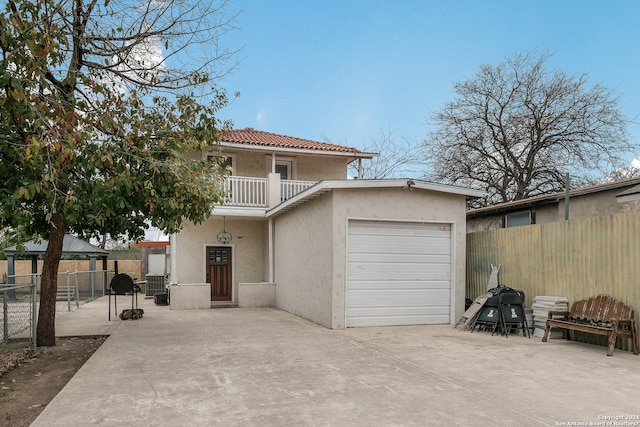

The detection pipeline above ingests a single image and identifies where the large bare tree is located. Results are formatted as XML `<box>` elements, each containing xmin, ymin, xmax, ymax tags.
<box><xmin>425</xmin><ymin>51</ymin><xmax>635</xmax><ymax>206</ymax></box>
<box><xmin>0</xmin><ymin>0</ymin><xmax>238</xmax><ymax>345</ymax></box>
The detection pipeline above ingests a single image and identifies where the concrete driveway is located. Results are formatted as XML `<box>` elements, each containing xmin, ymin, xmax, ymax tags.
<box><xmin>33</xmin><ymin>297</ymin><xmax>640</xmax><ymax>426</ymax></box>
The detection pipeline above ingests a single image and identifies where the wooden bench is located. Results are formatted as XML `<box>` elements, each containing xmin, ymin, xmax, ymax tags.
<box><xmin>542</xmin><ymin>294</ymin><xmax>639</xmax><ymax>356</ymax></box>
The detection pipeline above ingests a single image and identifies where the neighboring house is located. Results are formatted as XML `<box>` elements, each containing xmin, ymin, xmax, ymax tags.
<box><xmin>170</xmin><ymin>128</ymin><xmax>484</xmax><ymax>329</ymax></box>
<box><xmin>467</xmin><ymin>177</ymin><xmax>640</xmax><ymax>233</ymax></box>
<box><xmin>616</xmin><ymin>183</ymin><xmax>640</xmax><ymax>203</ymax></box>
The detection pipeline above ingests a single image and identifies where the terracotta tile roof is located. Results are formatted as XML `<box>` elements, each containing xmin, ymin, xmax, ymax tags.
<box><xmin>219</xmin><ymin>128</ymin><xmax>363</xmax><ymax>154</ymax></box>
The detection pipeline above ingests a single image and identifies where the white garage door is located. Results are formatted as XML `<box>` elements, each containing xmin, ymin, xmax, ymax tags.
<box><xmin>346</xmin><ymin>220</ymin><xmax>452</xmax><ymax>327</ymax></box>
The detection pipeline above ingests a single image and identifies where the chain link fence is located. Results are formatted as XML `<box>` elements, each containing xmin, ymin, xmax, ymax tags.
<box><xmin>1</xmin><ymin>269</ymin><xmax>113</xmax><ymax>350</ymax></box>
<box><xmin>1</xmin><ymin>283</ymin><xmax>37</xmax><ymax>349</ymax></box>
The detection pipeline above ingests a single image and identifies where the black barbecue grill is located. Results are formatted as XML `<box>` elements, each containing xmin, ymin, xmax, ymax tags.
<box><xmin>108</xmin><ymin>273</ymin><xmax>140</xmax><ymax>321</ymax></box>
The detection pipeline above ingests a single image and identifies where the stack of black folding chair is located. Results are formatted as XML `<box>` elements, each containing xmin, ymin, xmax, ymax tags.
<box><xmin>471</xmin><ymin>286</ymin><xmax>530</xmax><ymax>338</ymax></box>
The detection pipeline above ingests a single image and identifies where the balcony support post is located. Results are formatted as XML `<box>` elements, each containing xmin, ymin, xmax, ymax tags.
<box><xmin>268</xmin><ymin>217</ymin><xmax>274</xmax><ymax>283</ymax></box>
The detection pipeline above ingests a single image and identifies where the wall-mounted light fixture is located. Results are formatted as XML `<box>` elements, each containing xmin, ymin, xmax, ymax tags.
<box><xmin>217</xmin><ymin>216</ymin><xmax>232</xmax><ymax>243</ymax></box>
<box><xmin>403</xmin><ymin>180</ymin><xmax>416</xmax><ymax>191</ymax></box>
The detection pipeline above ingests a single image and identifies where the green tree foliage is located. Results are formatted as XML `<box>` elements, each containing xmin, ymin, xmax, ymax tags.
<box><xmin>425</xmin><ymin>51</ymin><xmax>635</xmax><ymax>206</ymax></box>
<box><xmin>0</xmin><ymin>0</ymin><xmax>238</xmax><ymax>345</ymax></box>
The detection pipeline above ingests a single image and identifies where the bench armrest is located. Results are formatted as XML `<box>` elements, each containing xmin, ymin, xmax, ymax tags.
<box><xmin>547</xmin><ymin>310</ymin><xmax>570</xmax><ymax>319</ymax></box>
<box><xmin>613</xmin><ymin>318</ymin><xmax>635</xmax><ymax>328</ymax></box>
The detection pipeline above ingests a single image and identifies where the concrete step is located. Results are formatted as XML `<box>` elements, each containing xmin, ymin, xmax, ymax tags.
<box><xmin>210</xmin><ymin>301</ymin><xmax>238</xmax><ymax>309</ymax></box>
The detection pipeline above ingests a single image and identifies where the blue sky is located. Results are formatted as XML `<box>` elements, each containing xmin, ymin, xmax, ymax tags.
<box><xmin>217</xmin><ymin>0</ymin><xmax>640</xmax><ymax>172</ymax></box>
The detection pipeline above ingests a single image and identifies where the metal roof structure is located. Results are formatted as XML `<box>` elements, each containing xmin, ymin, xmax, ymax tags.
<box><xmin>4</xmin><ymin>234</ymin><xmax>108</xmax><ymax>257</ymax></box>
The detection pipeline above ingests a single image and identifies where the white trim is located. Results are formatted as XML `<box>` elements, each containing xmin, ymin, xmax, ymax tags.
<box><xmin>213</xmin><ymin>206</ymin><xmax>267</xmax><ymax>217</ymax></box>
<box><xmin>265</xmin><ymin>154</ymin><xmax>297</xmax><ymax>178</ymax></box>
<box><xmin>275</xmin><ymin>160</ymin><xmax>294</xmax><ymax>180</ymax></box>
<box><xmin>202</xmin><ymin>243</ymin><xmax>236</xmax><ymax>302</ymax></box>
<box><xmin>449</xmin><ymin>221</ymin><xmax>457</xmax><ymax>325</ymax></box>
<box><xmin>268</xmin><ymin>179</ymin><xmax>486</xmax><ymax>217</ymax></box>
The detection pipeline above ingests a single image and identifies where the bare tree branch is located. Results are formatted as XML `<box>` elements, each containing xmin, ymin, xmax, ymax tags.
<box><xmin>340</xmin><ymin>129</ymin><xmax>423</xmax><ymax>179</ymax></box>
<box><xmin>424</xmin><ymin>50</ymin><xmax>635</xmax><ymax>206</ymax></box>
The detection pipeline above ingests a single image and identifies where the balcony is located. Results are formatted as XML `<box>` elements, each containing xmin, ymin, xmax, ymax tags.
<box><xmin>222</xmin><ymin>176</ymin><xmax>316</xmax><ymax>208</ymax></box>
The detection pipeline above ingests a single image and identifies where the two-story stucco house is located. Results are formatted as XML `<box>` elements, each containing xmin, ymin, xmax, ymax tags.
<box><xmin>169</xmin><ymin>128</ymin><xmax>484</xmax><ymax>329</ymax></box>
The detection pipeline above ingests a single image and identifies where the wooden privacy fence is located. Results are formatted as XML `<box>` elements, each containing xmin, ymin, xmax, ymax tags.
<box><xmin>466</xmin><ymin>210</ymin><xmax>640</xmax><ymax>351</ymax></box>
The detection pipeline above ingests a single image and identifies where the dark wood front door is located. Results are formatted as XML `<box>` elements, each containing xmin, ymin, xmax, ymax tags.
<box><xmin>206</xmin><ymin>246</ymin><xmax>232</xmax><ymax>301</ymax></box>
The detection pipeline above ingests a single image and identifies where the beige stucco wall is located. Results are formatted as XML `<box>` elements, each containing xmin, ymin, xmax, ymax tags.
<box><xmin>273</xmin><ymin>186</ymin><xmax>469</xmax><ymax>329</ymax></box>
<box><xmin>295</xmin><ymin>155</ymin><xmax>349</xmax><ymax>180</ymax></box>
<box><xmin>228</xmin><ymin>150</ymin><xmax>265</xmax><ymax>177</ymax></box>
<box><xmin>172</xmin><ymin>218</ymin><xmax>267</xmax><ymax>301</ymax></box>
<box><xmin>217</xmin><ymin>149</ymin><xmax>349</xmax><ymax>181</ymax></box>
<box><xmin>273</xmin><ymin>193</ymin><xmax>335</xmax><ymax>328</ymax></box>
<box><xmin>559</xmin><ymin>188</ymin><xmax>640</xmax><ymax>218</ymax></box>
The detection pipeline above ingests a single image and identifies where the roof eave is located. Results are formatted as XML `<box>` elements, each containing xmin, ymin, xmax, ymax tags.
<box><xmin>215</xmin><ymin>141</ymin><xmax>377</xmax><ymax>159</ymax></box>
<box><xmin>267</xmin><ymin>179</ymin><xmax>486</xmax><ymax>217</ymax></box>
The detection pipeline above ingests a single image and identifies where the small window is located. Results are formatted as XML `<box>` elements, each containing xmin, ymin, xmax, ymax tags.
<box><xmin>275</xmin><ymin>163</ymin><xmax>289</xmax><ymax>180</ymax></box>
<box><xmin>207</xmin><ymin>155</ymin><xmax>233</xmax><ymax>174</ymax></box>
<box><xmin>505</xmin><ymin>211</ymin><xmax>532</xmax><ymax>228</ymax></box>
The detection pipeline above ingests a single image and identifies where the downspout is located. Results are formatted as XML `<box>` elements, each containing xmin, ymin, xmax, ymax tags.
<box><xmin>358</xmin><ymin>158</ymin><xmax>363</xmax><ymax>179</ymax></box>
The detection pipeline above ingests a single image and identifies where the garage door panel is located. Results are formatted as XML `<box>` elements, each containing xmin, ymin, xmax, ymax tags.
<box><xmin>348</xmin><ymin>221</ymin><xmax>450</xmax><ymax>236</ymax></box>
<box><xmin>347</xmin><ymin>280</ymin><xmax>450</xmax><ymax>291</ymax></box>
<box><xmin>347</xmin><ymin>220</ymin><xmax>452</xmax><ymax>327</ymax></box>
<box><xmin>347</xmin><ymin>314</ymin><xmax>451</xmax><ymax>327</ymax></box>
<box><xmin>347</xmin><ymin>305</ymin><xmax>450</xmax><ymax>317</ymax></box>
<box><xmin>348</xmin><ymin>253</ymin><xmax>451</xmax><ymax>264</ymax></box>
<box><xmin>348</xmin><ymin>235</ymin><xmax>450</xmax><ymax>254</ymax></box>
<box><xmin>348</xmin><ymin>263</ymin><xmax>451</xmax><ymax>281</ymax></box>
<box><xmin>347</xmin><ymin>288</ymin><xmax>450</xmax><ymax>307</ymax></box>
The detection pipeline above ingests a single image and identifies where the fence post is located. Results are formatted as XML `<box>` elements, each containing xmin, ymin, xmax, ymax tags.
<box><xmin>67</xmin><ymin>270</ymin><xmax>71</xmax><ymax>311</ymax></box>
<box><xmin>103</xmin><ymin>269</ymin><xmax>108</xmax><ymax>297</ymax></box>
<box><xmin>2</xmin><ymin>288</ymin><xmax>8</xmax><ymax>344</ymax></box>
<box><xmin>89</xmin><ymin>265</ymin><xmax>96</xmax><ymax>299</ymax></box>
<box><xmin>74</xmin><ymin>270</ymin><xmax>80</xmax><ymax>308</ymax></box>
<box><xmin>31</xmin><ymin>283</ymin><xmax>37</xmax><ymax>349</ymax></box>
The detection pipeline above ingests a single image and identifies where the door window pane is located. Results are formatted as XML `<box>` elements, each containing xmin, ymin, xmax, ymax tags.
<box><xmin>275</xmin><ymin>163</ymin><xmax>289</xmax><ymax>180</ymax></box>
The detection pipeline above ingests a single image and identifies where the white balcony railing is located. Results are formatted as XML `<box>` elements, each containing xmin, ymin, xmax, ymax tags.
<box><xmin>222</xmin><ymin>176</ymin><xmax>316</xmax><ymax>208</ymax></box>
<box><xmin>280</xmin><ymin>179</ymin><xmax>316</xmax><ymax>202</ymax></box>
<box><xmin>223</xmin><ymin>176</ymin><xmax>268</xmax><ymax>207</ymax></box>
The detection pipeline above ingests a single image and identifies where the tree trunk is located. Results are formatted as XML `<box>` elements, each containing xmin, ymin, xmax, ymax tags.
<box><xmin>36</xmin><ymin>213</ymin><xmax>67</xmax><ymax>347</ymax></box>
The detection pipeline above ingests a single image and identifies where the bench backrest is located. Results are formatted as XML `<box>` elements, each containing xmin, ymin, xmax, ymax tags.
<box><xmin>569</xmin><ymin>294</ymin><xmax>634</xmax><ymax>322</ymax></box>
